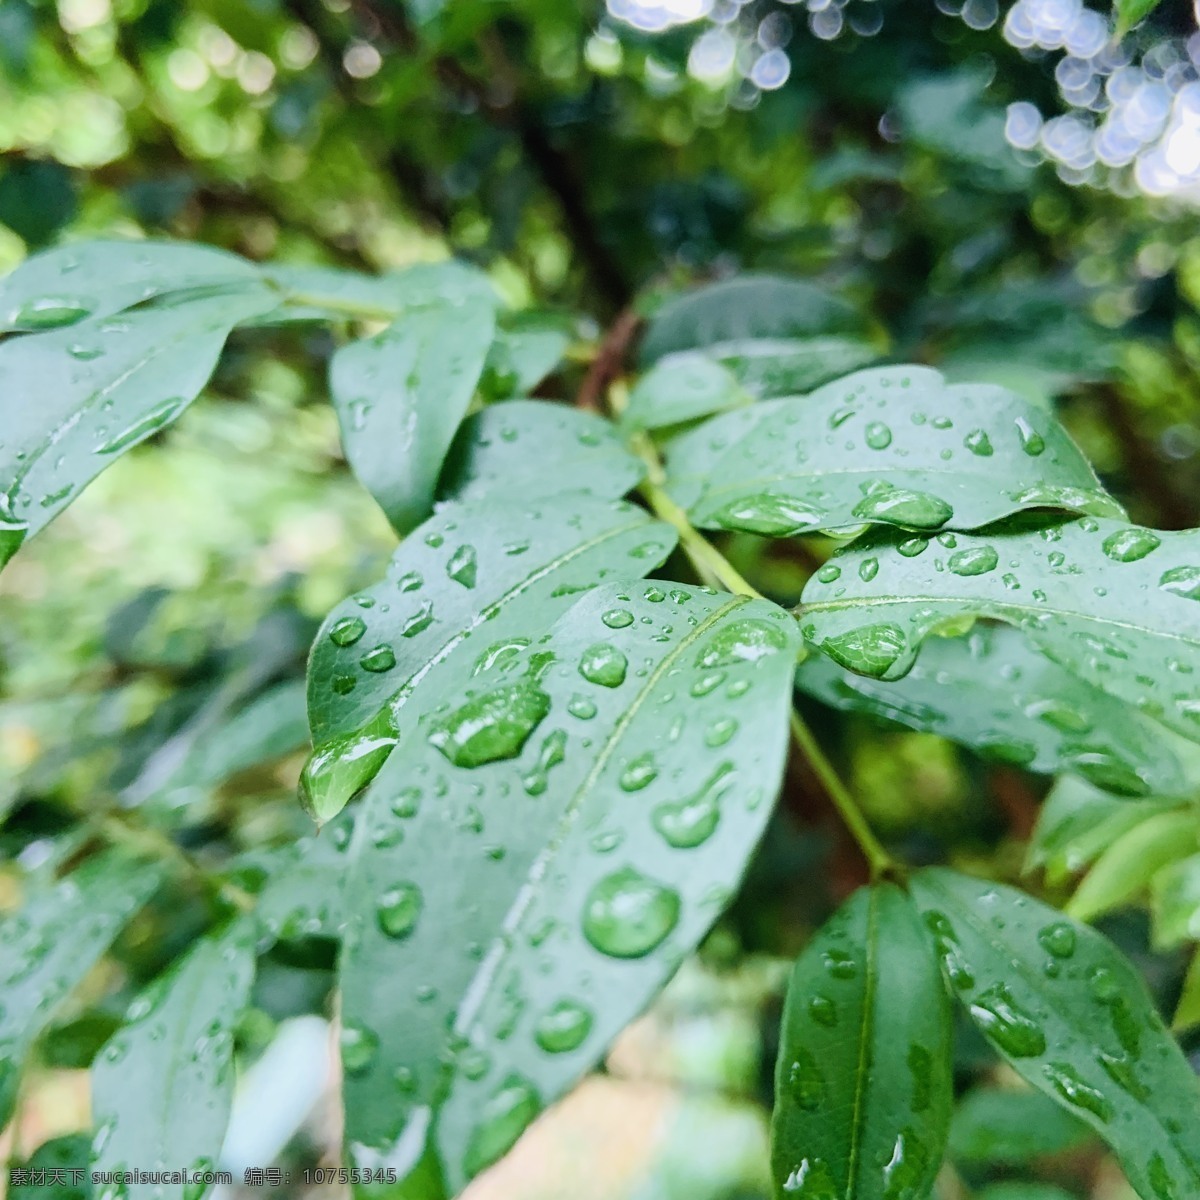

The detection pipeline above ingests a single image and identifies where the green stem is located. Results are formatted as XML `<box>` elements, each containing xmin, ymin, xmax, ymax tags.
<box><xmin>629</xmin><ymin>422</ymin><xmax>896</xmax><ymax>879</ymax></box>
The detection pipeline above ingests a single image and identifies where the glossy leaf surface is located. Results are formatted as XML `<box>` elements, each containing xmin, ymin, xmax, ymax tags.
<box><xmin>678</xmin><ymin>366</ymin><xmax>1120</xmax><ymax>537</ymax></box>
<box><xmin>910</xmin><ymin>868</ymin><xmax>1200</xmax><ymax>1199</ymax></box>
<box><xmin>799</xmin><ymin>517</ymin><xmax>1200</xmax><ymax>741</ymax></box>
<box><xmin>92</xmin><ymin>921</ymin><xmax>258</xmax><ymax>1197</ymax></box>
<box><xmin>795</xmin><ymin>623</ymin><xmax>1185</xmax><ymax>797</ymax></box>
<box><xmin>329</xmin><ymin>295</ymin><xmax>496</xmax><ymax>533</ymax></box>
<box><xmin>0</xmin><ymin>852</ymin><xmax>165</xmax><ymax>1125</ymax></box>
<box><xmin>770</xmin><ymin>883</ymin><xmax>953</xmax><ymax>1200</ymax></box>
<box><xmin>338</xmin><ymin>584</ymin><xmax>801</xmax><ymax>1190</ymax></box>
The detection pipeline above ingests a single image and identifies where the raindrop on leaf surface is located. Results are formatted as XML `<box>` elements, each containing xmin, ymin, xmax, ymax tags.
<box><xmin>582</xmin><ymin>866</ymin><xmax>681</xmax><ymax>958</ymax></box>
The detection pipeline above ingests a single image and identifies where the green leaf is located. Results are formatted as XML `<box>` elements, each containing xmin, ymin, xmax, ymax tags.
<box><xmin>1026</xmin><ymin>777</ymin><xmax>1174</xmax><ymax>887</ymax></box>
<box><xmin>303</xmin><ymin>495</ymin><xmax>676</xmax><ymax>819</ymax></box>
<box><xmin>330</xmin><ymin>295</ymin><xmax>496</xmax><ymax>533</ymax></box>
<box><xmin>676</xmin><ymin>366</ymin><xmax>1120</xmax><ymax>538</ymax></box>
<box><xmin>1116</xmin><ymin>0</ymin><xmax>1162</xmax><ymax>37</ymax></box>
<box><xmin>438</xmin><ymin>401</ymin><xmax>645</xmax><ymax>504</ymax></box>
<box><xmin>248</xmin><ymin>818</ymin><xmax>352</xmax><ymax>941</ymax></box>
<box><xmin>948</xmin><ymin>1087</ymin><xmax>1091</xmax><ymax>1164</ymax></box>
<box><xmin>795</xmin><ymin>623</ymin><xmax>1186</xmax><ymax>797</ymax></box>
<box><xmin>910</xmin><ymin>867</ymin><xmax>1200</xmax><ymax>1199</ymax></box>
<box><xmin>799</xmin><ymin>516</ymin><xmax>1200</xmax><ymax>742</ymax></box>
<box><xmin>1065</xmin><ymin>808</ymin><xmax>1197</xmax><ymax>923</ymax></box>
<box><xmin>338</xmin><ymin>583</ymin><xmax>801</xmax><ymax>1190</ymax></box>
<box><xmin>708</xmin><ymin>335</ymin><xmax>880</xmax><ymax>399</ymax></box>
<box><xmin>0</xmin><ymin>285</ymin><xmax>278</xmax><ymax>561</ymax></box>
<box><xmin>0</xmin><ymin>851</ymin><xmax>165</xmax><ymax>1125</ymax></box>
<box><xmin>485</xmin><ymin>318</ymin><xmax>571</xmax><ymax>397</ymax></box>
<box><xmin>1172</xmin><ymin>950</ymin><xmax>1200</xmax><ymax>1033</ymax></box>
<box><xmin>1151</xmin><ymin>854</ymin><xmax>1200</xmax><ymax>949</ymax></box>
<box><xmin>10</xmin><ymin>1135</ymin><xmax>93</xmax><ymax>1200</ymax></box>
<box><xmin>623</xmin><ymin>351</ymin><xmax>747</xmax><ymax>431</ymax></box>
<box><xmin>92</xmin><ymin>920</ymin><xmax>258</xmax><ymax>1196</ymax></box>
<box><xmin>770</xmin><ymin>883</ymin><xmax>952</xmax><ymax>1200</ymax></box>
<box><xmin>0</xmin><ymin>239</ymin><xmax>259</xmax><ymax>332</ymax></box>
<box><xmin>640</xmin><ymin>274</ymin><xmax>865</xmax><ymax>364</ymax></box>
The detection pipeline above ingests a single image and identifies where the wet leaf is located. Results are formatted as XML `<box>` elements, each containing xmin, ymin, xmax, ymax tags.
<box><xmin>799</xmin><ymin>516</ymin><xmax>1200</xmax><ymax>742</ymax></box>
<box><xmin>910</xmin><ymin>868</ymin><xmax>1200</xmax><ymax>1199</ymax></box>
<box><xmin>337</xmin><ymin>584</ymin><xmax>801</xmax><ymax>1191</ymax></box>
<box><xmin>0</xmin><ymin>852</ymin><xmax>165</xmax><ymax>1125</ymax></box>
<box><xmin>439</xmin><ymin>401</ymin><xmax>644</xmax><ymax>504</ymax></box>
<box><xmin>1172</xmin><ymin>951</ymin><xmax>1200</xmax><ymax>1033</ymax></box>
<box><xmin>0</xmin><ymin>285</ymin><xmax>278</xmax><ymax>564</ymax></box>
<box><xmin>92</xmin><ymin>921</ymin><xmax>258</xmax><ymax>1197</ymax></box>
<box><xmin>1116</xmin><ymin>0</ymin><xmax>1163</xmax><ymax>37</ymax></box>
<box><xmin>770</xmin><ymin>883</ymin><xmax>953</xmax><ymax>1200</ymax></box>
<box><xmin>795</xmin><ymin>623</ymin><xmax>1186</xmax><ymax>797</ymax></box>
<box><xmin>707</xmin><ymin>335</ymin><xmax>880</xmax><ymax>399</ymax></box>
<box><xmin>1151</xmin><ymin>853</ymin><xmax>1200</xmax><ymax>949</ymax></box>
<box><xmin>329</xmin><ymin>294</ymin><xmax>496</xmax><ymax>533</ymax></box>
<box><xmin>0</xmin><ymin>239</ymin><xmax>259</xmax><ymax>332</ymax></box>
<box><xmin>675</xmin><ymin>366</ymin><xmax>1120</xmax><ymax>537</ymax></box>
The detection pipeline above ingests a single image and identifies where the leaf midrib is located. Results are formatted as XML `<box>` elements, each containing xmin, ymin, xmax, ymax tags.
<box><xmin>846</xmin><ymin>886</ymin><xmax>880</xmax><ymax>1199</ymax></box>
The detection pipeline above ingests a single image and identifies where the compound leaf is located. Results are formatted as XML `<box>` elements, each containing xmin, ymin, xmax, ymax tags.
<box><xmin>337</xmin><ymin>584</ymin><xmax>801</xmax><ymax>1191</ymax></box>
<box><xmin>795</xmin><ymin>623</ymin><xmax>1186</xmax><ymax>797</ymax></box>
<box><xmin>799</xmin><ymin>516</ymin><xmax>1200</xmax><ymax>742</ymax></box>
<box><xmin>676</xmin><ymin>366</ymin><xmax>1120</xmax><ymax>538</ymax></box>
<box><xmin>0</xmin><ymin>851</ymin><xmax>166</xmax><ymax>1125</ymax></box>
<box><xmin>910</xmin><ymin>867</ymin><xmax>1200</xmax><ymax>1200</ymax></box>
<box><xmin>92</xmin><ymin>920</ymin><xmax>258</xmax><ymax>1196</ymax></box>
<box><xmin>770</xmin><ymin>883</ymin><xmax>953</xmax><ymax>1200</ymax></box>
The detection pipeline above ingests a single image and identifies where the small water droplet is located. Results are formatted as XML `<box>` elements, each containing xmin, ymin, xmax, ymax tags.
<box><xmin>1159</xmin><ymin>566</ymin><xmax>1200</xmax><ymax>601</ymax></box>
<box><xmin>360</xmin><ymin>644</ymin><xmax>397</xmax><ymax>673</ymax></box>
<box><xmin>1015</xmin><ymin>416</ymin><xmax>1046</xmax><ymax>456</ymax></box>
<box><xmin>964</xmin><ymin>429</ymin><xmax>993</xmax><ymax>456</ymax></box>
<box><xmin>534</xmin><ymin>1000</ymin><xmax>593</xmax><ymax>1053</ymax></box>
<box><xmin>376</xmin><ymin>883</ymin><xmax>422</xmax><ymax>939</ymax></box>
<box><xmin>14</xmin><ymin>297</ymin><xmax>92</xmax><ymax>329</ymax></box>
<box><xmin>582</xmin><ymin>866</ymin><xmax>680</xmax><ymax>958</ymax></box>
<box><xmin>787</xmin><ymin>1048</ymin><xmax>826</xmax><ymax>1112</ymax></box>
<box><xmin>820</xmin><ymin>623</ymin><xmax>907</xmax><ymax>679</ymax></box>
<box><xmin>696</xmin><ymin>619</ymin><xmax>789</xmax><ymax>668</ymax></box>
<box><xmin>1043</xmin><ymin>1061</ymin><xmax>1113</xmax><ymax>1121</ymax></box>
<box><xmin>619</xmin><ymin>752</ymin><xmax>658</xmax><ymax>792</ymax></box>
<box><xmin>463</xmin><ymin>1074</ymin><xmax>542</xmax><ymax>1178</ymax></box>
<box><xmin>340</xmin><ymin>1023</ymin><xmax>379</xmax><ymax>1075</ymax></box>
<box><xmin>94</xmin><ymin>399</ymin><xmax>185</xmax><ymax>455</ymax></box>
<box><xmin>602</xmin><ymin>607</ymin><xmax>634</xmax><ymax>629</ymax></box>
<box><xmin>447</xmin><ymin>544</ymin><xmax>478</xmax><ymax>588</ymax></box>
<box><xmin>817</xmin><ymin>564</ymin><xmax>842</xmax><ymax>583</ymax></box>
<box><xmin>652</xmin><ymin>764</ymin><xmax>732</xmax><ymax>849</ymax></box>
<box><xmin>567</xmin><ymin>693</ymin><xmax>597</xmax><ymax>719</ymax></box>
<box><xmin>711</xmin><ymin>493</ymin><xmax>824</xmax><ymax>536</ymax></box>
<box><xmin>858</xmin><ymin>557</ymin><xmax>880</xmax><ymax>582</ymax></box>
<box><xmin>329</xmin><ymin>616</ymin><xmax>367</xmax><ymax>646</ymax></box>
<box><xmin>1037</xmin><ymin>921</ymin><xmax>1077</xmax><ymax>958</ymax></box>
<box><xmin>864</xmin><ymin>421</ymin><xmax>892</xmax><ymax>450</ymax></box>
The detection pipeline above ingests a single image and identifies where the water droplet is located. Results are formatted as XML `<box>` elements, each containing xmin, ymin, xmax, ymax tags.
<box><xmin>94</xmin><ymin>399</ymin><xmax>185</xmax><ymax>455</ymax></box>
<box><xmin>602</xmin><ymin>607</ymin><xmax>634</xmax><ymax>629</ymax></box>
<box><xmin>969</xmin><ymin>983</ymin><xmax>1046</xmax><ymax>1057</ymax></box>
<box><xmin>582</xmin><ymin>867</ymin><xmax>680</xmax><ymax>958</ymax></box>
<box><xmin>299</xmin><ymin>714</ymin><xmax>397</xmax><ymax>824</ymax></box>
<box><xmin>787</xmin><ymin>1048</ymin><xmax>826</xmax><ymax>1112</ymax></box>
<box><xmin>534</xmin><ymin>1001</ymin><xmax>593</xmax><ymax>1053</ymax></box>
<box><xmin>704</xmin><ymin>717</ymin><xmax>737</xmax><ymax>747</ymax></box>
<box><xmin>619</xmin><ymin>752</ymin><xmax>658</xmax><ymax>792</ymax></box>
<box><xmin>1098</xmin><ymin>1051</ymin><xmax>1149</xmax><ymax>1100</ymax></box>
<box><xmin>852</xmin><ymin>487</ymin><xmax>953</xmax><ymax>530</ymax></box>
<box><xmin>340</xmin><ymin>1023</ymin><xmax>379</xmax><ymax>1075</ymax></box>
<box><xmin>820</xmin><ymin>623</ymin><xmax>907</xmax><ymax>678</ymax></box>
<box><xmin>447</xmin><ymin>544</ymin><xmax>478</xmax><ymax>588</ymax></box>
<box><xmin>696</xmin><ymin>618</ymin><xmax>789</xmax><ymax>668</ymax></box>
<box><xmin>691</xmin><ymin>670</ymin><xmax>725</xmax><ymax>697</ymax></box>
<box><xmin>567</xmin><ymin>693</ymin><xmax>597</xmax><ymax>719</ymax></box>
<box><xmin>817</xmin><ymin>564</ymin><xmax>841</xmax><ymax>583</ymax></box>
<box><xmin>1015</xmin><ymin>416</ymin><xmax>1046</xmax><ymax>456</ymax></box>
<box><xmin>463</xmin><ymin>1074</ymin><xmax>542</xmax><ymax>1178</ymax></box>
<box><xmin>652</xmin><ymin>765</ymin><xmax>732</xmax><ymax>849</ymax></box>
<box><xmin>964</xmin><ymin>429</ymin><xmax>993</xmax><ymax>456</ymax></box>
<box><xmin>429</xmin><ymin>681</ymin><xmax>551</xmax><ymax>767</ymax></box>
<box><xmin>396</xmin><ymin>570</ymin><xmax>422</xmax><ymax>592</ymax></box>
<box><xmin>360</xmin><ymin>644</ymin><xmax>397</xmax><ymax>673</ymax></box>
<box><xmin>781</xmin><ymin>1155</ymin><xmax>837</xmax><ymax>1197</ymax></box>
<box><xmin>858</xmin><ymin>557</ymin><xmax>880</xmax><ymax>582</ymax></box>
<box><xmin>522</xmin><ymin>729</ymin><xmax>567</xmax><ymax>795</ymax></box>
<box><xmin>329</xmin><ymin>616</ymin><xmax>366</xmax><ymax>646</ymax></box>
<box><xmin>1147</xmin><ymin>1153</ymin><xmax>1178</xmax><ymax>1200</ymax></box>
<box><xmin>882</xmin><ymin>1128</ymin><xmax>929</xmax><ymax>1200</ymax></box>
<box><xmin>376</xmin><ymin>883</ymin><xmax>422</xmax><ymax>939</ymax></box>
<box><xmin>14</xmin><ymin>297</ymin><xmax>92</xmax><ymax>329</ymax></box>
<box><xmin>1102</xmin><ymin>528</ymin><xmax>1161</xmax><ymax>562</ymax></box>
<box><xmin>1160</xmin><ymin>566</ymin><xmax>1200</xmax><ymax>601</ymax></box>
<box><xmin>923</xmin><ymin>911</ymin><xmax>974</xmax><ymax>989</ymax></box>
<box><xmin>712</xmin><ymin>493</ymin><xmax>823</xmax><ymax>536</ymax></box>
<box><xmin>579</xmin><ymin>643</ymin><xmax>627</xmax><ymax>687</ymax></box>
<box><xmin>864</xmin><ymin>421</ymin><xmax>892</xmax><ymax>450</ymax></box>
<box><xmin>390</xmin><ymin>787</ymin><xmax>422</xmax><ymax>818</ymax></box>
<box><xmin>822</xmin><ymin>949</ymin><xmax>856</xmax><ymax>979</ymax></box>
<box><xmin>898</xmin><ymin>537</ymin><xmax>928</xmax><ymax>557</ymax></box>
<box><xmin>400</xmin><ymin>602</ymin><xmax>435</xmax><ymax>638</ymax></box>
<box><xmin>808</xmin><ymin>995</ymin><xmax>838</xmax><ymax>1027</ymax></box>
<box><xmin>1037</xmin><ymin>922</ymin><xmax>1077</xmax><ymax>959</ymax></box>
<box><xmin>948</xmin><ymin>546</ymin><xmax>999</xmax><ymax>576</ymax></box>
<box><xmin>1043</xmin><ymin>1061</ymin><xmax>1113</xmax><ymax>1121</ymax></box>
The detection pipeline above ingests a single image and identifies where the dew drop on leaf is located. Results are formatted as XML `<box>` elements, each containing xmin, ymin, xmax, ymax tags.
<box><xmin>1015</xmin><ymin>416</ymin><xmax>1046</xmax><ymax>456</ymax></box>
<box><xmin>94</xmin><ymin>399</ymin><xmax>185</xmax><ymax>455</ymax></box>
<box><xmin>329</xmin><ymin>616</ymin><xmax>366</xmax><ymax>646</ymax></box>
<box><xmin>618</xmin><ymin>752</ymin><xmax>658</xmax><ymax>792</ymax></box>
<box><xmin>652</xmin><ymin>765</ymin><xmax>731</xmax><ymax>849</ymax></box>
<box><xmin>446</xmin><ymin>544</ymin><xmax>478</xmax><ymax>588</ymax></box>
<box><xmin>968</xmin><ymin>983</ymin><xmax>1047</xmax><ymax>1057</ymax></box>
<box><xmin>851</xmin><ymin>487</ymin><xmax>953</xmax><ymax>530</ymax></box>
<box><xmin>463</xmin><ymin>1074</ymin><xmax>542</xmax><ymax>1179</ymax></box>
<box><xmin>1043</xmin><ymin>1061</ymin><xmax>1113</xmax><ymax>1121</ymax></box>
<box><xmin>579</xmin><ymin>642</ymin><xmax>627</xmax><ymax>687</ymax></box>
<box><xmin>816</xmin><ymin>564</ymin><xmax>841</xmax><ymax>583</ymax></box>
<box><xmin>787</xmin><ymin>1048</ymin><xmax>826</xmax><ymax>1112</ymax></box>
<box><xmin>428</xmin><ymin>681</ymin><xmax>551</xmax><ymax>767</ymax></box>
<box><xmin>948</xmin><ymin>546</ymin><xmax>999</xmax><ymax>576</ymax></box>
<box><xmin>582</xmin><ymin>866</ymin><xmax>680</xmax><ymax>958</ymax></box>
<box><xmin>820</xmin><ymin>623</ymin><xmax>907</xmax><ymax>678</ymax></box>
<box><xmin>780</xmin><ymin>1155</ymin><xmax>837</xmax><ymax>1198</ymax></box>
<box><xmin>533</xmin><ymin>1000</ymin><xmax>593</xmax><ymax>1053</ymax></box>
<box><xmin>1159</xmin><ymin>566</ymin><xmax>1200</xmax><ymax>601</ymax></box>
<box><xmin>864</xmin><ymin>421</ymin><xmax>892</xmax><ymax>449</ymax></box>
<box><xmin>964</xmin><ymin>429</ymin><xmax>993</xmax><ymax>456</ymax></box>
<box><xmin>360</xmin><ymin>644</ymin><xmax>396</xmax><ymax>673</ymax></box>
<box><xmin>1037</xmin><ymin>921</ymin><xmax>1077</xmax><ymax>959</ymax></box>
<box><xmin>602</xmin><ymin>607</ymin><xmax>634</xmax><ymax>629</ymax></box>
<box><xmin>567</xmin><ymin>693</ymin><xmax>597</xmax><ymax>719</ymax></box>
<box><xmin>376</xmin><ymin>883</ymin><xmax>422</xmax><ymax>939</ymax></box>
<box><xmin>808</xmin><ymin>994</ymin><xmax>838</xmax><ymax>1027</ymax></box>
<box><xmin>1102</xmin><ymin>528</ymin><xmax>1162</xmax><ymax>562</ymax></box>
<box><xmin>340</xmin><ymin>1023</ymin><xmax>379</xmax><ymax>1075</ymax></box>
<box><xmin>14</xmin><ymin>297</ymin><xmax>92</xmax><ymax>329</ymax></box>
<box><xmin>696</xmin><ymin>618</ymin><xmax>789</xmax><ymax>668</ymax></box>
<box><xmin>712</xmin><ymin>493</ymin><xmax>824</xmax><ymax>536</ymax></box>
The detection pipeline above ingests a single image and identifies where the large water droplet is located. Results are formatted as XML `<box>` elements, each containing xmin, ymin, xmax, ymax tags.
<box><xmin>1043</xmin><ymin>1062</ymin><xmax>1113</xmax><ymax>1120</ymax></box>
<box><xmin>948</xmin><ymin>546</ymin><xmax>998</xmax><ymax>576</ymax></box>
<box><xmin>533</xmin><ymin>1000</ymin><xmax>593</xmax><ymax>1053</ymax></box>
<box><xmin>712</xmin><ymin>493</ymin><xmax>824</xmax><ymax>536</ymax></box>
<box><xmin>1159</xmin><ymin>566</ymin><xmax>1200</xmax><ymax>601</ymax></box>
<box><xmin>376</xmin><ymin>883</ymin><xmax>422</xmax><ymax>939</ymax></box>
<box><xmin>652</xmin><ymin>764</ymin><xmax>732</xmax><ymax>848</ymax></box>
<box><xmin>582</xmin><ymin>867</ymin><xmax>680</xmax><ymax>958</ymax></box>
<box><xmin>94</xmin><ymin>400</ymin><xmax>185</xmax><ymax>455</ymax></box>
<box><xmin>1102</xmin><ymin>528</ymin><xmax>1161</xmax><ymax>563</ymax></box>
<box><xmin>329</xmin><ymin>615</ymin><xmax>367</xmax><ymax>646</ymax></box>
<box><xmin>14</xmin><ymin>297</ymin><xmax>92</xmax><ymax>329</ymax></box>
<box><xmin>579</xmin><ymin>643</ymin><xmax>627</xmax><ymax>688</ymax></box>
<box><xmin>1015</xmin><ymin>417</ymin><xmax>1046</xmax><ymax>456</ymax></box>
<box><xmin>429</xmin><ymin>681</ymin><xmax>551</xmax><ymax>767</ymax></box>
<box><xmin>864</xmin><ymin>421</ymin><xmax>892</xmax><ymax>450</ymax></box>
<box><xmin>852</xmin><ymin>488</ymin><xmax>953</xmax><ymax>530</ymax></box>
<box><xmin>969</xmin><ymin>983</ymin><xmax>1046</xmax><ymax>1057</ymax></box>
<box><xmin>696</xmin><ymin>618</ymin><xmax>789</xmax><ymax>668</ymax></box>
<box><xmin>463</xmin><ymin>1074</ymin><xmax>541</xmax><ymax>1179</ymax></box>
<box><xmin>447</xmin><ymin>544</ymin><xmax>478</xmax><ymax>588</ymax></box>
<box><xmin>360</xmin><ymin>644</ymin><xmax>397</xmax><ymax>673</ymax></box>
<box><xmin>299</xmin><ymin>712</ymin><xmax>397</xmax><ymax>824</ymax></box>
<box><xmin>602</xmin><ymin>607</ymin><xmax>634</xmax><ymax>629</ymax></box>
<box><xmin>820</xmin><ymin>623</ymin><xmax>907</xmax><ymax>678</ymax></box>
